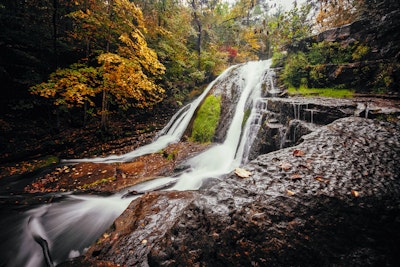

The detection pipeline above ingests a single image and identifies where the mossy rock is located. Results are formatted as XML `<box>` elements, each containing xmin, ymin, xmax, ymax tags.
<box><xmin>191</xmin><ymin>95</ymin><xmax>221</xmax><ymax>143</ymax></box>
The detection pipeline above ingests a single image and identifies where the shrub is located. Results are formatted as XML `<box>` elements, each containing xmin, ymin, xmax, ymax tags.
<box><xmin>282</xmin><ymin>52</ymin><xmax>308</xmax><ymax>88</ymax></box>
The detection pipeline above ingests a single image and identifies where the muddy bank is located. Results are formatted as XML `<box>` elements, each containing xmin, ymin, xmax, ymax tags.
<box><xmin>64</xmin><ymin>116</ymin><xmax>400</xmax><ymax>266</ymax></box>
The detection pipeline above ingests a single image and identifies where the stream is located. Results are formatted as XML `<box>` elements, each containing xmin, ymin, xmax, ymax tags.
<box><xmin>0</xmin><ymin>60</ymin><xmax>274</xmax><ymax>267</ymax></box>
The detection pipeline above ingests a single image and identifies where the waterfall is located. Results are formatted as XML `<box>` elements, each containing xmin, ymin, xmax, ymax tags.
<box><xmin>170</xmin><ymin>60</ymin><xmax>271</xmax><ymax>190</ymax></box>
<box><xmin>1</xmin><ymin>60</ymin><xmax>273</xmax><ymax>267</ymax></box>
<box><xmin>62</xmin><ymin>64</ymin><xmax>238</xmax><ymax>164</ymax></box>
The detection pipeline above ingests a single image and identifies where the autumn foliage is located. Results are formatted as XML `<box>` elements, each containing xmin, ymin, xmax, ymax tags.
<box><xmin>30</xmin><ymin>0</ymin><xmax>165</xmax><ymax>128</ymax></box>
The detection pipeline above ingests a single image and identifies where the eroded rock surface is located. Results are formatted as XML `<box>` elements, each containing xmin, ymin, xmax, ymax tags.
<box><xmin>248</xmin><ymin>96</ymin><xmax>400</xmax><ymax>160</ymax></box>
<box><xmin>69</xmin><ymin>117</ymin><xmax>400</xmax><ymax>266</ymax></box>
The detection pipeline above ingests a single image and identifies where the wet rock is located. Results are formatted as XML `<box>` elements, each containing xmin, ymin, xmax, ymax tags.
<box><xmin>78</xmin><ymin>191</ymin><xmax>197</xmax><ymax>267</ymax></box>
<box><xmin>147</xmin><ymin>117</ymin><xmax>400</xmax><ymax>266</ymax></box>
<box><xmin>73</xmin><ymin>117</ymin><xmax>400</xmax><ymax>266</ymax></box>
<box><xmin>247</xmin><ymin>97</ymin><xmax>400</xmax><ymax>162</ymax></box>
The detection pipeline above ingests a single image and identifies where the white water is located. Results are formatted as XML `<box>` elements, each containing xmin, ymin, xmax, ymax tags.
<box><xmin>62</xmin><ymin>64</ymin><xmax>239</xmax><ymax>164</ymax></box>
<box><xmin>3</xmin><ymin>60</ymin><xmax>273</xmax><ymax>267</ymax></box>
<box><xmin>7</xmin><ymin>194</ymin><xmax>135</xmax><ymax>267</ymax></box>
<box><xmin>170</xmin><ymin>60</ymin><xmax>270</xmax><ymax>190</ymax></box>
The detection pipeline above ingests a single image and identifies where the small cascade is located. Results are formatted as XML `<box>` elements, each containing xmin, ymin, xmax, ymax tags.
<box><xmin>239</xmin><ymin>99</ymin><xmax>269</xmax><ymax>165</ymax></box>
<box><xmin>279</xmin><ymin>126</ymin><xmax>287</xmax><ymax>149</ymax></box>
<box><xmin>263</xmin><ymin>68</ymin><xmax>280</xmax><ymax>97</ymax></box>
<box><xmin>292</xmin><ymin>102</ymin><xmax>300</xmax><ymax>120</ymax></box>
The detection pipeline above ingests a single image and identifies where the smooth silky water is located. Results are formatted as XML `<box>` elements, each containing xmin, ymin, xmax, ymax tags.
<box><xmin>0</xmin><ymin>60</ymin><xmax>275</xmax><ymax>266</ymax></box>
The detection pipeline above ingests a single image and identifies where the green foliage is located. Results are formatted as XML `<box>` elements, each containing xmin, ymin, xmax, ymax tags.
<box><xmin>279</xmin><ymin>40</ymin><xmax>375</xmax><ymax>91</ymax></box>
<box><xmin>268</xmin><ymin>4</ymin><xmax>312</xmax><ymax>51</ymax></box>
<box><xmin>271</xmin><ymin>51</ymin><xmax>287</xmax><ymax>68</ymax></box>
<box><xmin>191</xmin><ymin>95</ymin><xmax>221</xmax><ymax>143</ymax></box>
<box><xmin>371</xmin><ymin>63</ymin><xmax>399</xmax><ymax>93</ymax></box>
<box><xmin>288</xmin><ymin>86</ymin><xmax>354</xmax><ymax>98</ymax></box>
<box><xmin>352</xmin><ymin>44</ymin><xmax>370</xmax><ymax>61</ymax></box>
<box><xmin>307</xmin><ymin>41</ymin><xmax>357</xmax><ymax>65</ymax></box>
<box><xmin>282</xmin><ymin>52</ymin><xmax>308</xmax><ymax>88</ymax></box>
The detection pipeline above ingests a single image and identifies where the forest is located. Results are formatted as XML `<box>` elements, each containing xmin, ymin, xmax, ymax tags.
<box><xmin>0</xmin><ymin>0</ymin><xmax>397</xmax><ymax>166</ymax></box>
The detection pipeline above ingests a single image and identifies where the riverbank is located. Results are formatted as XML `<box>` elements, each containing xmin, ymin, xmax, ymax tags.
<box><xmin>63</xmin><ymin>116</ymin><xmax>400</xmax><ymax>266</ymax></box>
<box><xmin>1</xmin><ymin>95</ymin><xmax>399</xmax><ymax>196</ymax></box>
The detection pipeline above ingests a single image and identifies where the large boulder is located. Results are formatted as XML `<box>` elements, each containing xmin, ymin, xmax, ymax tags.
<box><xmin>66</xmin><ymin>117</ymin><xmax>400</xmax><ymax>266</ymax></box>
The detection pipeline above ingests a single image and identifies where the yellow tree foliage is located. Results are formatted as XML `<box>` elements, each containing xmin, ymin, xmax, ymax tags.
<box><xmin>31</xmin><ymin>0</ymin><xmax>166</xmax><ymax>128</ymax></box>
<box><xmin>315</xmin><ymin>0</ymin><xmax>363</xmax><ymax>31</ymax></box>
<box><xmin>98</xmin><ymin>50</ymin><xmax>165</xmax><ymax>110</ymax></box>
<box><xmin>30</xmin><ymin>64</ymin><xmax>99</xmax><ymax>108</ymax></box>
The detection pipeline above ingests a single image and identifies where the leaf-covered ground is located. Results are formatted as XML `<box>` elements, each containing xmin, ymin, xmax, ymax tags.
<box><xmin>1</xmin><ymin>103</ymin><xmax>208</xmax><ymax>193</ymax></box>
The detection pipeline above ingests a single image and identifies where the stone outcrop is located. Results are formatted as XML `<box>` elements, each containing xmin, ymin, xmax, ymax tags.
<box><xmin>64</xmin><ymin>116</ymin><xmax>400</xmax><ymax>267</ymax></box>
<box><xmin>246</xmin><ymin>96</ymin><xmax>400</xmax><ymax>161</ymax></box>
<box><xmin>285</xmin><ymin>1</ymin><xmax>400</xmax><ymax>93</ymax></box>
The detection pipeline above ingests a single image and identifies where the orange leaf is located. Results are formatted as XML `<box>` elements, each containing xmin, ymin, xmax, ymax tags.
<box><xmin>279</xmin><ymin>162</ymin><xmax>292</xmax><ymax>171</ymax></box>
<box><xmin>314</xmin><ymin>176</ymin><xmax>330</xmax><ymax>184</ymax></box>
<box><xmin>286</xmin><ymin>189</ymin><xmax>295</xmax><ymax>196</ymax></box>
<box><xmin>351</xmin><ymin>190</ymin><xmax>360</xmax><ymax>197</ymax></box>
<box><xmin>290</xmin><ymin>173</ymin><xmax>302</xmax><ymax>180</ymax></box>
<box><xmin>234</xmin><ymin>168</ymin><xmax>252</xmax><ymax>178</ymax></box>
<box><xmin>293</xmin><ymin>149</ymin><xmax>305</xmax><ymax>157</ymax></box>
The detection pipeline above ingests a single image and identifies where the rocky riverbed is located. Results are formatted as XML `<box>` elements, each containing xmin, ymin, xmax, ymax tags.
<box><xmin>63</xmin><ymin>116</ymin><xmax>400</xmax><ymax>266</ymax></box>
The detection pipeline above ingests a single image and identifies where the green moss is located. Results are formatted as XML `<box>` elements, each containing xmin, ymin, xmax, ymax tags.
<box><xmin>159</xmin><ymin>149</ymin><xmax>177</xmax><ymax>160</ymax></box>
<box><xmin>191</xmin><ymin>94</ymin><xmax>221</xmax><ymax>143</ymax></box>
<box><xmin>288</xmin><ymin>86</ymin><xmax>354</xmax><ymax>98</ymax></box>
<box><xmin>80</xmin><ymin>177</ymin><xmax>116</xmax><ymax>189</ymax></box>
<box><xmin>242</xmin><ymin>108</ymin><xmax>251</xmax><ymax>128</ymax></box>
<box><xmin>39</xmin><ymin>155</ymin><xmax>59</xmax><ymax>168</ymax></box>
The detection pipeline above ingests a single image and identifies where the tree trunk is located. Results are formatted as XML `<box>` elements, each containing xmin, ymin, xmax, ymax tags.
<box><xmin>101</xmin><ymin>88</ymin><xmax>108</xmax><ymax>129</ymax></box>
<box><xmin>191</xmin><ymin>0</ymin><xmax>202</xmax><ymax>70</ymax></box>
<box><xmin>197</xmin><ymin>23</ymin><xmax>202</xmax><ymax>69</ymax></box>
<box><xmin>52</xmin><ymin>0</ymin><xmax>58</xmax><ymax>68</ymax></box>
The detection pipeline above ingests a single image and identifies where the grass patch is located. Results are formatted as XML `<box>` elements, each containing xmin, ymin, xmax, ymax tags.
<box><xmin>288</xmin><ymin>86</ymin><xmax>354</xmax><ymax>98</ymax></box>
<box><xmin>191</xmin><ymin>94</ymin><xmax>221</xmax><ymax>143</ymax></box>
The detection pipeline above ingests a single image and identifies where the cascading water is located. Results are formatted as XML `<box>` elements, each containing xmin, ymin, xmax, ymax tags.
<box><xmin>0</xmin><ymin>60</ymin><xmax>274</xmax><ymax>267</ymax></box>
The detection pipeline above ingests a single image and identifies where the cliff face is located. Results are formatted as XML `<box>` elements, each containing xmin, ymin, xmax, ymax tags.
<box><xmin>285</xmin><ymin>0</ymin><xmax>400</xmax><ymax>93</ymax></box>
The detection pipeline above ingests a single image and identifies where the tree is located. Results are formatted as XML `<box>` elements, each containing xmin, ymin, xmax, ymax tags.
<box><xmin>267</xmin><ymin>3</ymin><xmax>312</xmax><ymax>52</ymax></box>
<box><xmin>31</xmin><ymin>0</ymin><xmax>166</xmax><ymax>129</ymax></box>
<box><xmin>313</xmin><ymin>0</ymin><xmax>364</xmax><ymax>31</ymax></box>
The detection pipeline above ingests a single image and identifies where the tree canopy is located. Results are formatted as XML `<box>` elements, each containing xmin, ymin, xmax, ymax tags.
<box><xmin>1</xmin><ymin>0</ymin><xmax>374</xmax><ymax>128</ymax></box>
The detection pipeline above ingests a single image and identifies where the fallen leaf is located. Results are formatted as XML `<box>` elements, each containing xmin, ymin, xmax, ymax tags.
<box><xmin>290</xmin><ymin>173</ymin><xmax>302</xmax><ymax>180</ymax></box>
<box><xmin>286</xmin><ymin>189</ymin><xmax>295</xmax><ymax>196</ymax></box>
<box><xmin>293</xmin><ymin>149</ymin><xmax>305</xmax><ymax>157</ymax></box>
<box><xmin>351</xmin><ymin>190</ymin><xmax>360</xmax><ymax>197</ymax></box>
<box><xmin>314</xmin><ymin>176</ymin><xmax>330</xmax><ymax>184</ymax></box>
<box><xmin>235</xmin><ymin>168</ymin><xmax>252</xmax><ymax>178</ymax></box>
<box><xmin>299</xmin><ymin>163</ymin><xmax>311</xmax><ymax>170</ymax></box>
<box><xmin>279</xmin><ymin>162</ymin><xmax>292</xmax><ymax>171</ymax></box>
